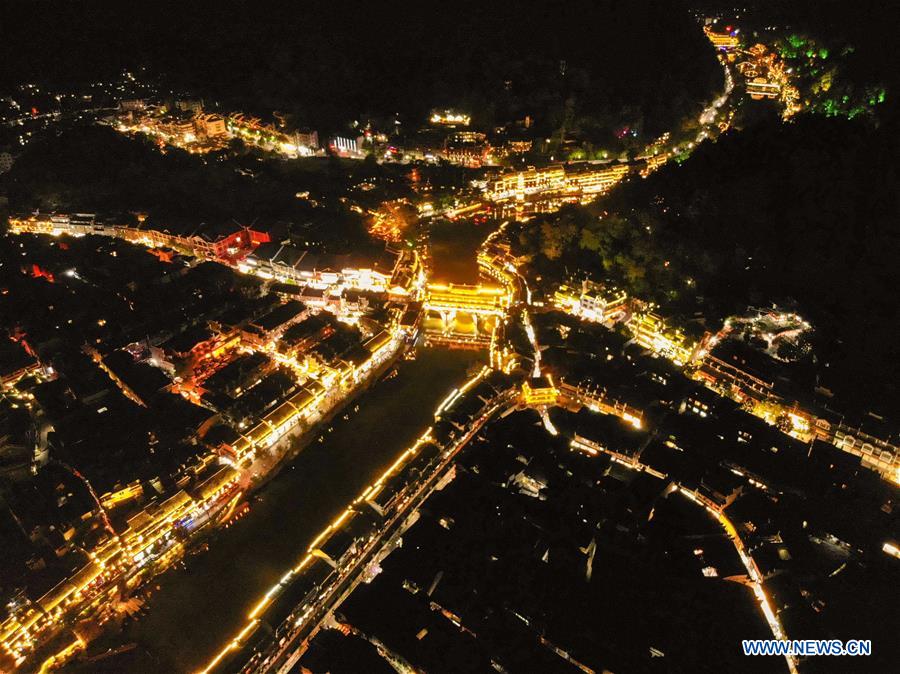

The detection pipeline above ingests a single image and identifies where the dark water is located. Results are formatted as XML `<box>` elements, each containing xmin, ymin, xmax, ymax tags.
<box><xmin>123</xmin><ymin>349</ymin><xmax>484</xmax><ymax>672</ymax></box>
<box><xmin>428</xmin><ymin>219</ymin><xmax>492</xmax><ymax>284</ymax></box>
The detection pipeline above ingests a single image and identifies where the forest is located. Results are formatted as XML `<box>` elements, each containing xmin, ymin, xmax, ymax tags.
<box><xmin>515</xmin><ymin>113</ymin><xmax>900</xmax><ymax>414</ymax></box>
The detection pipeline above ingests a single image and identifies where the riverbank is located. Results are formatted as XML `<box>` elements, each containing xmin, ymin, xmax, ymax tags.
<box><xmin>115</xmin><ymin>348</ymin><xmax>484</xmax><ymax>673</ymax></box>
<box><xmin>248</xmin><ymin>340</ymin><xmax>405</xmax><ymax>495</ymax></box>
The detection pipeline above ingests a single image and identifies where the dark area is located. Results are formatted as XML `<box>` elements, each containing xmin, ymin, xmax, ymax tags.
<box><xmin>516</xmin><ymin>113</ymin><xmax>900</xmax><ymax>414</ymax></box>
<box><xmin>317</xmin><ymin>411</ymin><xmax>776</xmax><ymax>674</ymax></box>
<box><xmin>1</xmin><ymin>0</ymin><xmax>721</xmax><ymax>140</ymax></box>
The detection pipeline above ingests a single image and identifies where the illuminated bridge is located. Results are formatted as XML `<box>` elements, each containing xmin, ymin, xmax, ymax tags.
<box><xmin>422</xmin><ymin>283</ymin><xmax>510</xmax><ymax>348</ymax></box>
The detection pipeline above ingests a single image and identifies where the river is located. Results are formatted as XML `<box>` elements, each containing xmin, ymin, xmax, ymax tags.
<box><xmin>428</xmin><ymin>218</ymin><xmax>493</xmax><ymax>284</ymax></box>
<box><xmin>120</xmin><ymin>348</ymin><xmax>484</xmax><ymax>673</ymax></box>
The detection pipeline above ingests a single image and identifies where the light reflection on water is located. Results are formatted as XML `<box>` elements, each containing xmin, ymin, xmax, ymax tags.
<box><xmin>124</xmin><ymin>348</ymin><xmax>484</xmax><ymax>672</ymax></box>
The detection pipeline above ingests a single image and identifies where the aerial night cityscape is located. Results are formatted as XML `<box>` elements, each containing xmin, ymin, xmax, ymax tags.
<box><xmin>0</xmin><ymin>1</ymin><xmax>897</xmax><ymax>672</ymax></box>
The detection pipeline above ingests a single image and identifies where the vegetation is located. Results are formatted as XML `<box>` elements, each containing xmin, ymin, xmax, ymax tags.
<box><xmin>0</xmin><ymin>125</ymin><xmax>372</xmax><ymax>250</ymax></box>
<box><xmin>4</xmin><ymin>1</ymin><xmax>722</xmax><ymax>150</ymax></box>
<box><xmin>773</xmin><ymin>34</ymin><xmax>886</xmax><ymax>120</ymax></box>
<box><xmin>515</xmin><ymin>114</ymin><xmax>900</xmax><ymax>412</ymax></box>
<box><xmin>737</xmin><ymin>0</ymin><xmax>898</xmax><ymax>124</ymax></box>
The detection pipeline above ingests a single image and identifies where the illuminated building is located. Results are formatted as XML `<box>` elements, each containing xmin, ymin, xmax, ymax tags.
<box><xmin>695</xmin><ymin>340</ymin><xmax>777</xmax><ymax>404</ymax></box>
<box><xmin>0</xmin><ymin>151</ymin><xmax>14</xmax><ymax>174</ymax></box>
<box><xmin>363</xmin><ymin>331</ymin><xmax>392</xmax><ymax>360</ymax></box>
<box><xmin>227</xmin><ymin>113</ymin><xmax>287</xmax><ymax>145</ymax></box>
<box><xmin>175</xmin><ymin>99</ymin><xmax>203</xmax><ymax>113</ymax></box>
<box><xmin>162</xmin><ymin>118</ymin><xmax>196</xmax><ymax>140</ymax></box>
<box><xmin>329</xmin><ymin>136</ymin><xmax>364</xmax><ymax>157</ymax></box>
<box><xmin>298</xmin><ymin>286</ymin><xmax>329</xmax><ymax>310</ymax></box>
<box><xmin>8</xmin><ymin>213</ymin><xmax>269</xmax><ymax>264</ymax></box>
<box><xmin>686</xmin><ymin>335</ymin><xmax>898</xmax><ymax>482</ymax></box>
<box><xmin>223</xmin><ymin>383</ymin><xmax>324</xmax><ymax>462</ymax></box>
<box><xmin>0</xmin><ymin>340</ymin><xmax>41</xmax><ymax>389</ymax></box>
<box><xmin>557</xmin><ymin>381</ymin><xmax>643</xmax><ymax>427</ymax></box>
<box><xmin>477</xmin><ymin>242</ymin><xmax>519</xmax><ymax>287</ymax></box>
<box><xmin>441</xmin><ymin>131</ymin><xmax>490</xmax><ymax>168</ymax></box>
<box><xmin>554</xmin><ymin>284</ymin><xmax>583</xmax><ymax>310</ymax></box>
<box><xmin>506</xmin><ymin>139</ymin><xmax>532</xmax><ymax>154</ymax></box>
<box><xmin>398</xmin><ymin>306</ymin><xmax>422</xmax><ymax>342</ymax></box>
<box><xmin>0</xmin><ymin>465</ymin><xmax>241</xmax><ymax>661</ymax></box>
<box><xmin>8</xmin><ymin>212</ymin><xmax>97</xmax><ymax>237</ymax></box>
<box><xmin>243</xmin><ymin>243</ymin><xmax>398</xmax><ymax>291</ymax></box>
<box><xmin>178</xmin><ymin>227</ymin><xmax>263</xmax><ymax>261</ymax></box>
<box><xmin>338</xmin><ymin>252</ymin><xmax>398</xmax><ymax>291</ymax></box>
<box><xmin>388</xmin><ymin>249</ymin><xmax>421</xmax><ymax>297</ymax></box>
<box><xmin>425</xmin><ymin>283</ymin><xmax>509</xmax><ymax>314</ymax></box>
<box><xmin>276</xmin><ymin>316</ymin><xmax>335</xmax><ymax>359</ymax></box>
<box><xmin>244</xmin><ymin>242</ymin><xmax>302</xmax><ymax>281</ymax></box>
<box><xmin>90</xmin><ymin>348</ymin><xmax>170</xmax><ymax>408</ymax></box>
<box><xmin>747</xmin><ymin>78</ymin><xmax>780</xmax><ymax>99</ymax></box>
<box><xmin>819</xmin><ymin>417</ymin><xmax>900</xmax><ymax>482</ymax></box>
<box><xmin>118</xmin><ymin>99</ymin><xmax>147</xmax><ymax>112</ymax></box>
<box><xmin>295</xmin><ymin>129</ymin><xmax>319</xmax><ymax>150</ymax></box>
<box><xmin>195</xmin><ymin>113</ymin><xmax>228</xmax><ymax>138</ymax></box>
<box><xmin>485</xmin><ymin>162</ymin><xmax>631</xmax><ymax>202</ymax></box>
<box><xmin>99</xmin><ymin>481</ymin><xmax>144</xmax><ymax>509</ymax></box>
<box><xmin>628</xmin><ymin>311</ymin><xmax>700</xmax><ymax>365</ymax></box>
<box><xmin>564</xmin><ymin>162</ymin><xmax>630</xmax><ymax>195</ymax></box>
<box><xmin>553</xmin><ymin>279</ymin><xmax>628</xmax><ymax>323</ymax></box>
<box><xmin>157</xmin><ymin>327</ymin><xmax>240</xmax><ymax>371</ymax></box>
<box><xmin>521</xmin><ymin>376</ymin><xmax>559</xmax><ymax>407</ymax></box>
<box><xmin>704</xmin><ymin>26</ymin><xmax>739</xmax><ymax>49</ymax></box>
<box><xmin>640</xmin><ymin>152</ymin><xmax>669</xmax><ymax>176</ymax></box>
<box><xmin>429</xmin><ymin>110</ymin><xmax>471</xmax><ymax>126</ymax></box>
<box><xmin>737</xmin><ymin>43</ymin><xmax>798</xmax><ymax>115</ymax></box>
<box><xmin>0</xmin><ymin>405</ymin><xmax>34</xmax><ymax>480</ymax></box>
<box><xmin>486</xmin><ymin>165</ymin><xmax>566</xmax><ymax>201</ymax></box>
<box><xmin>580</xmin><ymin>283</ymin><xmax>627</xmax><ymax>317</ymax></box>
